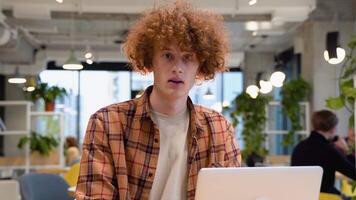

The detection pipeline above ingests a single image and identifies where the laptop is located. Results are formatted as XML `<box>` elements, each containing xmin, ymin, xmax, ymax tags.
<box><xmin>195</xmin><ymin>166</ymin><xmax>323</xmax><ymax>200</ymax></box>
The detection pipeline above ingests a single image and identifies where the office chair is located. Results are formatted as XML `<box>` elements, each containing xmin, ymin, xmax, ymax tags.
<box><xmin>19</xmin><ymin>173</ymin><xmax>73</xmax><ymax>200</ymax></box>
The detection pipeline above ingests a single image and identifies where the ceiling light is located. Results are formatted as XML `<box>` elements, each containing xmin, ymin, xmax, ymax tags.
<box><xmin>270</xmin><ymin>71</ymin><xmax>286</xmax><ymax>87</ymax></box>
<box><xmin>85</xmin><ymin>52</ymin><xmax>93</xmax><ymax>59</ymax></box>
<box><xmin>222</xmin><ymin>101</ymin><xmax>230</xmax><ymax>107</ymax></box>
<box><xmin>56</xmin><ymin>0</ymin><xmax>63</xmax><ymax>3</ymax></box>
<box><xmin>323</xmin><ymin>47</ymin><xmax>346</xmax><ymax>65</ymax></box>
<box><xmin>324</xmin><ymin>31</ymin><xmax>346</xmax><ymax>65</ymax></box>
<box><xmin>245</xmin><ymin>21</ymin><xmax>259</xmax><ymax>31</ymax></box>
<box><xmin>8</xmin><ymin>67</ymin><xmax>26</xmax><ymax>84</ymax></box>
<box><xmin>203</xmin><ymin>87</ymin><xmax>215</xmax><ymax>99</ymax></box>
<box><xmin>25</xmin><ymin>76</ymin><xmax>37</xmax><ymax>92</ymax></box>
<box><xmin>84</xmin><ymin>44</ymin><xmax>93</xmax><ymax>59</ymax></box>
<box><xmin>63</xmin><ymin>50</ymin><xmax>83</xmax><ymax>70</ymax></box>
<box><xmin>246</xmin><ymin>85</ymin><xmax>259</xmax><ymax>99</ymax></box>
<box><xmin>259</xmin><ymin>80</ymin><xmax>273</xmax><ymax>94</ymax></box>
<box><xmin>86</xmin><ymin>59</ymin><xmax>93</xmax><ymax>65</ymax></box>
<box><xmin>248</xmin><ymin>0</ymin><xmax>257</xmax><ymax>6</ymax></box>
<box><xmin>26</xmin><ymin>86</ymin><xmax>35</xmax><ymax>92</ymax></box>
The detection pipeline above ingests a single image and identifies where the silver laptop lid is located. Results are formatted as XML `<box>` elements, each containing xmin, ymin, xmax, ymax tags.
<box><xmin>195</xmin><ymin>166</ymin><xmax>323</xmax><ymax>200</ymax></box>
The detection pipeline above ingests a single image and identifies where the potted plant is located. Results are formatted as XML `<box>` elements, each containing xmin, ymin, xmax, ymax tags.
<box><xmin>280</xmin><ymin>77</ymin><xmax>311</xmax><ymax>146</ymax></box>
<box><xmin>229</xmin><ymin>92</ymin><xmax>271</xmax><ymax>166</ymax></box>
<box><xmin>17</xmin><ymin>131</ymin><xmax>59</xmax><ymax>156</ymax></box>
<box><xmin>30</xmin><ymin>83</ymin><xmax>67</xmax><ymax>111</ymax></box>
<box><xmin>17</xmin><ymin>131</ymin><xmax>60</xmax><ymax>165</ymax></box>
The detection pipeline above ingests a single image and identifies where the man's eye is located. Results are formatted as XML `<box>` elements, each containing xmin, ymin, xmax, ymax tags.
<box><xmin>163</xmin><ymin>53</ymin><xmax>173</xmax><ymax>60</ymax></box>
<box><xmin>184</xmin><ymin>54</ymin><xmax>193</xmax><ymax>61</ymax></box>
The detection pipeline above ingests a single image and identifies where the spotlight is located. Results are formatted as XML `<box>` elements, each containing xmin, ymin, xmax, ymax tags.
<box><xmin>324</xmin><ymin>31</ymin><xmax>345</xmax><ymax>65</ymax></box>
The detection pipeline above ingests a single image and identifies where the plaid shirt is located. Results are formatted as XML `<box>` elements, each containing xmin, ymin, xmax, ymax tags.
<box><xmin>75</xmin><ymin>86</ymin><xmax>241</xmax><ymax>200</ymax></box>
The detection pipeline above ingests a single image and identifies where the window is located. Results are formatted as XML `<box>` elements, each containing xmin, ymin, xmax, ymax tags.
<box><xmin>40</xmin><ymin>70</ymin><xmax>243</xmax><ymax>143</ymax></box>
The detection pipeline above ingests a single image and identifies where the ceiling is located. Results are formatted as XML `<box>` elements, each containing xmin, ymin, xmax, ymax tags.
<box><xmin>0</xmin><ymin>0</ymin><xmax>319</xmax><ymax>74</ymax></box>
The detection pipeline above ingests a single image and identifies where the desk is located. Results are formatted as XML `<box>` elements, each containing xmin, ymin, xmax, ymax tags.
<box><xmin>265</xmin><ymin>155</ymin><xmax>290</xmax><ymax>166</ymax></box>
<box><xmin>35</xmin><ymin>167</ymin><xmax>70</xmax><ymax>175</ymax></box>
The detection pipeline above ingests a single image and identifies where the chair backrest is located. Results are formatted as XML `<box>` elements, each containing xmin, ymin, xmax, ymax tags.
<box><xmin>64</xmin><ymin>162</ymin><xmax>80</xmax><ymax>187</ymax></box>
<box><xmin>19</xmin><ymin>173</ymin><xmax>73</xmax><ymax>200</ymax></box>
<box><xmin>319</xmin><ymin>192</ymin><xmax>342</xmax><ymax>200</ymax></box>
<box><xmin>0</xmin><ymin>179</ymin><xmax>20</xmax><ymax>200</ymax></box>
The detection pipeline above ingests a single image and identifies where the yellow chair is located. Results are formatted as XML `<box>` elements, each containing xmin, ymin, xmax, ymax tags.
<box><xmin>63</xmin><ymin>162</ymin><xmax>80</xmax><ymax>187</ymax></box>
<box><xmin>341</xmin><ymin>179</ymin><xmax>356</xmax><ymax>197</ymax></box>
<box><xmin>319</xmin><ymin>192</ymin><xmax>342</xmax><ymax>200</ymax></box>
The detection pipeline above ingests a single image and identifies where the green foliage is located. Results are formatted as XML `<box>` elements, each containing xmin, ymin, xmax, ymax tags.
<box><xmin>30</xmin><ymin>83</ymin><xmax>67</xmax><ymax>103</ymax></box>
<box><xmin>17</xmin><ymin>132</ymin><xmax>59</xmax><ymax>156</ymax></box>
<box><xmin>325</xmin><ymin>37</ymin><xmax>356</xmax><ymax>196</ymax></box>
<box><xmin>229</xmin><ymin>93</ymin><xmax>271</xmax><ymax>162</ymax></box>
<box><xmin>280</xmin><ymin>77</ymin><xmax>311</xmax><ymax>146</ymax></box>
<box><xmin>326</xmin><ymin>36</ymin><xmax>356</xmax><ymax>127</ymax></box>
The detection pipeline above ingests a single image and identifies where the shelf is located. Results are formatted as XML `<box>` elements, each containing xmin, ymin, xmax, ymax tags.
<box><xmin>0</xmin><ymin>131</ymin><xmax>29</xmax><ymax>135</ymax></box>
<box><xmin>0</xmin><ymin>165</ymin><xmax>66</xmax><ymax>170</ymax></box>
<box><xmin>0</xmin><ymin>101</ymin><xmax>32</xmax><ymax>106</ymax></box>
<box><xmin>30</xmin><ymin>112</ymin><xmax>63</xmax><ymax>116</ymax></box>
<box><xmin>0</xmin><ymin>101</ymin><xmax>65</xmax><ymax>172</ymax></box>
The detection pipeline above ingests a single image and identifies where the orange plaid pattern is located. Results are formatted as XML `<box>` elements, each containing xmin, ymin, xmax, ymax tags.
<box><xmin>75</xmin><ymin>86</ymin><xmax>241</xmax><ymax>200</ymax></box>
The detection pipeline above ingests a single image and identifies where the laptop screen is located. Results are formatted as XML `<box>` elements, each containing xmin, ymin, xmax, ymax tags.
<box><xmin>195</xmin><ymin>166</ymin><xmax>323</xmax><ymax>200</ymax></box>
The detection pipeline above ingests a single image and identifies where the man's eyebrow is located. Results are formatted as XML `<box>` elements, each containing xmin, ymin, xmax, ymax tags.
<box><xmin>160</xmin><ymin>46</ymin><xmax>172</xmax><ymax>51</ymax></box>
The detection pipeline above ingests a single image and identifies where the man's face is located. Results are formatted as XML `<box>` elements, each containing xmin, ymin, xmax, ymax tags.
<box><xmin>151</xmin><ymin>43</ymin><xmax>200</xmax><ymax>100</ymax></box>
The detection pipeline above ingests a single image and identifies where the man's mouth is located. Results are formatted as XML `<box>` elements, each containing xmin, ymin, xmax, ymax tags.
<box><xmin>168</xmin><ymin>79</ymin><xmax>184</xmax><ymax>84</ymax></box>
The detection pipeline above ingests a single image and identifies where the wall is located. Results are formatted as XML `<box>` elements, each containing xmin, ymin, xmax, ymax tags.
<box><xmin>243</xmin><ymin>52</ymin><xmax>276</xmax><ymax>88</ymax></box>
<box><xmin>3</xmin><ymin>78</ymin><xmax>28</xmax><ymax>156</ymax></box>
<box><xmin>299</xmin><ymin>21</ymin><xmax>356</xmax><ymax>136</ymax></box>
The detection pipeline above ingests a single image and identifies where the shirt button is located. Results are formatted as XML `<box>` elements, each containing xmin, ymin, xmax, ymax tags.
<box><xmin>148</xmin><ymin>172</ymin><xmax>153</xmax><ymax>177</ymax></box>
<box><xmin>154</xmin><ymin>138</ymin><xmax>159</xmax><ymax>143</ymax></box>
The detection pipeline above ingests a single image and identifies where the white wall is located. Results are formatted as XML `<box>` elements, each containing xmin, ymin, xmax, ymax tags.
<box><xmin>3</xmin><ymin>79</ymin><xmax>27</xmax><ymax>156</ymax></box>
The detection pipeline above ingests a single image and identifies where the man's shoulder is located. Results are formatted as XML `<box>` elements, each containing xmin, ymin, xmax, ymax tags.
<box><xmin>92</xmin><ymin>98</ymin><xmax>140</xmax><ymax>117</ymax></box>
<box><xmin>193</xmin><ymin>104</ymin><xmax>231</xmax><ymax>128</ymax></box>
<box><xmin>194</xmin><ymin>104</ymin><xmax>226</xmax><ymax>119</ymax></box>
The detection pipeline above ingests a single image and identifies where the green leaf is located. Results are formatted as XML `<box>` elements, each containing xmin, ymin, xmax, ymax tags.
<box><xmin>351</xmin><ymin>180</ymin><xmax>356</xmax><ymax>192</ymax></box>
<box><xmin>348</xmin><ymin>38</ymin><xmax>356</xmax><ymax>49</ymax></box>
<box><xmin>325</xmin><ymin>97</ymin><xmax>345</xmax><ymax>109</ymax></box>
<box><xmin>343</xmin><ymin>87</ymin><xmax>356</xmax><ymax>99</ymax></box>
<box><xmin>17</xmin><ymin>137</ymin><xmax>29</xmax><ymax>149</ymax></box>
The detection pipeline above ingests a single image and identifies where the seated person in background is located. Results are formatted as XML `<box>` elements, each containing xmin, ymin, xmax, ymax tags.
<box><xmin>332</xmin><ymin>129</ymin><xmax>355</xmax><ymax>165</ymax></box>
<box><xmin>64</xmin><ymin>136</ymin><xmax>81</xmax><ymax>166</ymax></box>
<box><xmin>345</xmin><ymin>128</ymin><xmax>355</xmax><ymax>163</ymax></box>
<box><xmin>291</xmin><ymin>110</ymin><xmax>356</xmax><ymax>196</ymax></box>
<box><xmin>75</xmin><ymin>1</ymin><xmax>241</xmax><ymax>200</ymax></box>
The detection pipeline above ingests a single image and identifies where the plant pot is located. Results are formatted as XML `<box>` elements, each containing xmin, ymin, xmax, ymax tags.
<box><xmin>45</xmin><ymin>101</ymin><xmax>55</xmax><ymax>111</ymax></box>
<box><xmin>30</xmin><ymin>150</ymin><xmax>60</xmax><ymax>165</ymax></box>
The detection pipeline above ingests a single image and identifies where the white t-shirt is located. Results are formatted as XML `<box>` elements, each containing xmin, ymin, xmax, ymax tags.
<box><xmin>149</xmin><ymin>107</ymin><xmax>190</xmax><ymax>200</ymax></box>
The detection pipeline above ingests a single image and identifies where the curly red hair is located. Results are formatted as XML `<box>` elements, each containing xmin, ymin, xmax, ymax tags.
<box><xmin>123</xmin><ymin>1</ymin><xmax>229</xmax><ymax>80</ymax></box>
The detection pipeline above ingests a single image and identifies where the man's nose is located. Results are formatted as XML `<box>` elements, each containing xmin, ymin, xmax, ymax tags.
<box><xmin>172</xmin><ymin>60</ymin><xmax>184</xmax><ymax>73</ymax></box>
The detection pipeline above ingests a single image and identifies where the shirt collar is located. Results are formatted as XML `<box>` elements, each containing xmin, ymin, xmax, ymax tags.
<box><xmin>310</xmin><ymin>130</ymin><xmax>329</xmax><ymax>143</ymax></box>
<box><xmin>136</xmin><ymin>85</ymin><xmax>204</xmax><ymax>137</ymax></box>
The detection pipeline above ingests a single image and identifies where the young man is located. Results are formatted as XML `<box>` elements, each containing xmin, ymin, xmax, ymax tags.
<box><xmin>291</xmin><ymin>110</ymin><xmax>355</xmax><ymax>196</ymax></box>
<box><xmin>75</xmin><ymin>2</ymin><xmax>241</xmax><ymax>200</ymax></box>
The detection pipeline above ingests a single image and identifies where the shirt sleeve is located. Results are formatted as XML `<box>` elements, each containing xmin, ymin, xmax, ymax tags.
<box><xmin>332</xmin><ymin>147</ymin><xmax>356</xmax><ymax>180</ymax></box>
<box><xmin>224</xmin><ymin>122</ymin><xmax>242</xmax><ymax>167</ymax></box>
<box><xmin>75</xmin><ymin>113</ymin><xmax>119</xmax><ymax>200</ymax></box>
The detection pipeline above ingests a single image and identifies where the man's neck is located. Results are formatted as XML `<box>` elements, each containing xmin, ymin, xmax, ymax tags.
<box><xmin>316</xmin><ymin>130</ymin><xmax>332</xmax><ymax>140</ymax></box>
<box><xmin>149</xmin><ymin>87</ymin><xmax>188</xmax><ymax>116</ymax></box>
